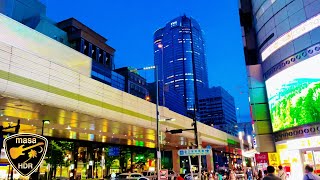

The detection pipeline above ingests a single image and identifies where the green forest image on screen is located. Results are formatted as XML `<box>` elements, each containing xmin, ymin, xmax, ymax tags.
<box><xmin>266</xmin><ymin>55</ymin><xmax>320</xmax><ymax>132</ymax></box>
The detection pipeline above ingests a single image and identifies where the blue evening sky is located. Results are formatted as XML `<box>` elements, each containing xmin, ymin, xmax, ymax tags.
<box><xmin>45</xmin><ymin>0</ymin><xmax>251</xmax><ymax>122</ymax></box>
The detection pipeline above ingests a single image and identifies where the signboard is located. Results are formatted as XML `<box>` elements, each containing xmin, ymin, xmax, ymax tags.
<box><xmin>268</xmin><ymin>153</ymin><xmax>280</xmax><ymax>167</ymax></box>
<box><xmin>3</xmin><ymin>133</ymin><xmax>48</xmax><ymax>176</ymax></box>
<box><xmin>108</xmin><ymin>147</ymin><xmax>120</xmax><ymax>156</ymax></box>
<box><xmin>178</xmin><ymin>148</ymin><xmax>211</xmax><ymax>156</ymax></box>
<box><xmin>160</xmin><ymin>169</ymin><xmax>168</xmax><ymax>180</ymax></box>
<box><xmin>255</xmin><ymin>152</ymin><xmax>269</xmax><ymax>164</ymax></box>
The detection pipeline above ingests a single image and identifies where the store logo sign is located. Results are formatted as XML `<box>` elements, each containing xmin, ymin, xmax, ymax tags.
<box><xmin>3</xmin><ymin>133</ymin><xmax>48</xmax><ymax>176</ymax></box>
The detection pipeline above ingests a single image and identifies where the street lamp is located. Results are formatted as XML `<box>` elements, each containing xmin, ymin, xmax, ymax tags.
<box><xmin>38</xmin><ymin>120</ymin><xmax>50</xmax><ymax>179</ymax></box>
<box><xmin>41</xmin><ymin>120</ymin><xmax>50</xmax><ymax>136</ymax></box>
<box><xmin>131</xmin><ymin>65</ymin><xmax>161</xmax><ymax>180</ymax></box>
<box><xmin>159</xmin><ymin>118</ymin><xmax>176</xmax><ymax>122</ymax></box>
<box><xmin>238</xmin><ymin>131</ymin><xmax>245</xmax><ymax>167</ymax></box>
<box><xmin>157</xmin><ymin>43</ymin><xmax>165</xmax><ymax>106</ymax></box>
<box><xmin>247</xmin><ymin>135</ymin><xmax>252</xmax><ymax>150</ymax></box>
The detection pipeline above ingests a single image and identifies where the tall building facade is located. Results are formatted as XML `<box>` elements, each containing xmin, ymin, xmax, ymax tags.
<box><xmin>115</xmin><ymin>67</ymin><xmax>149</xmax><ymax>99</ymax></box>
<box><xmin>154</xmin><ymin>15</ymin><xmax>209</xmax><ymax>114</ymax></box>
<box><xmin>56</xmin><ymin>18</ymin><xmax>125</xmax><ymax>91</ymax></box>
<box><xmin>198</xmin><ymin>87</ymin><xmax>237</xmax><ymax>136</ymax></box>
<box><xmin>240</xmin><ymin>0</ymin><xmax>320</xmax><ymax>178</ymax></box>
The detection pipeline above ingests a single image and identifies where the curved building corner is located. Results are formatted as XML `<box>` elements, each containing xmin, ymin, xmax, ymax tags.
<box><xmin>240</xmin><ymin>0</ymin><xmax>320</xmax><ymax>177</ymax></box>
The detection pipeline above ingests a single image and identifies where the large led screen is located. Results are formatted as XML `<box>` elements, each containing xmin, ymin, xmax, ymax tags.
<box><xmin>265</xmin><ymin>54</ymin><xmax>320</xmax><ymax>132</ymax></box>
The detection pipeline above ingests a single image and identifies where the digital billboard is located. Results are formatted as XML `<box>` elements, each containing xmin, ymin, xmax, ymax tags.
<box><xmin>265</xmin><ymin>54</ymin><xmax>320</xmax><ymax>132</ymax></box>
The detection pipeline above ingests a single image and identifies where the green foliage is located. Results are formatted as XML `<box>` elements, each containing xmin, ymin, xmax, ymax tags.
<box><xmin>104</xmin><ymin>147</ymin><xmax>118</xmax><ymax>168</ymax></box>
<box><xmin>46</xmin><ymin>140</ymin><xmax>74</xmax><ymax>167</ymax></box>
<box><xmin>133</xmin><ymin>149</ymin><xmax>154</xmax><ymax>169</ymax></box>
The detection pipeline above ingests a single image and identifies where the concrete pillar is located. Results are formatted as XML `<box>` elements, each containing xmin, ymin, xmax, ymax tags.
<box><xmin>172</xmin><ymin>150</ymin><xmax>180</xmax><ymax>173</ymax></box>
<box><xmin>206</xmin><ymin>151</ymin><xmax>214</xmax><ymax>173</ymax></box>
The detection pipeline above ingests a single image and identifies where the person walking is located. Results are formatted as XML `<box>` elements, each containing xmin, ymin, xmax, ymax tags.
<box><xmin>209</xmin><ymin>173</ymin><xmax>214</xmax><ymax>180</ymax></box>
<box><xmin>303</xmin><ymin>165</ymin><xmax>320</xmax><ymax>180</ymax></box>
<box><xmin>257</xmin><ymin>170</ymin><xmax>263</xmax><ymax>180</ymax></box>
<box><xmin>262</xmin><ymin>166</ymin><xmax>281</xmax><ymax>180</ymax></box>
<box><xmin>277</xmin><ymin>166</ymin><xmax>286</xmax><ymax>180</ymax></box>
<box><xmin>247</xmin><ymin>168</ymin><xmax>253</xmax><ymax>180</ymax></box>
<box><xmin>229</xmin><ymin>170</ymin><xmax>236</xmax><ymax>180</ymax></box>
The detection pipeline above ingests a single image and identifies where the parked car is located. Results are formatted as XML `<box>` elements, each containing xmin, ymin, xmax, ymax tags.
<box><xmin>118</xmin><ymin>173</ymin><xmax>148</xmax><ymax>180</ymax></box>
<box><xmin>142</xmin><ymin>171</ymin><xmax>156</xmax><ymax>180</ymax></box>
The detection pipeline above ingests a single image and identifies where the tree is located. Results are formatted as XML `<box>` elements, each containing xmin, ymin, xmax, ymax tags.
<box><xmin>133</xmin><ymin>149</ymin><xmax>154</xmax><ymax>171</ymax></box>
<box><xmin>46</xmin><ymin>140</ymin><xmax>74</xmax><ymax>178</ymax></box>
<box><xmin>104</xmin><ymin>147</ymin><xmax>119</xmax><ymax>176</ymax></box>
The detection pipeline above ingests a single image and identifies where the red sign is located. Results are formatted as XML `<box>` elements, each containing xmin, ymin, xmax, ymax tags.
<box><xmin>160</xmin><ymin>169</ymin><xmax>168</xmax><ymax>180</ymax></box>
<box><xmin>255</xmin><ymin>152</ymin><xmax>269</xmax><ymax>164</ymax></box>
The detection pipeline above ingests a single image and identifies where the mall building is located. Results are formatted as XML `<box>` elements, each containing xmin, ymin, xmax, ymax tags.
<box><xmin>240</xmin><ymin>0</ymin><xmax>320</xmax><ymax>179</ymax></box>
<box><xmin>0</xmin><ymin>1</ymin><xmax>243</xmax><ymax>179</ymax></box>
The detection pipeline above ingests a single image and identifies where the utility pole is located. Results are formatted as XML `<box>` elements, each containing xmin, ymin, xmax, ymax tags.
<box><xmin>166</xmin><ymin>104</ymin><xmax>201</xmax><ymax>178</ymax></box>
<box><xmin>192</xmin><ymin>105</ymin><xmax>201</xmax><ymax>179</ymax></box>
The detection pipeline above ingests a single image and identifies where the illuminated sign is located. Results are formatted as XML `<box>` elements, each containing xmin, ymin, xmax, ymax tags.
<box><xmin>178</xmin><ymin>148</ymin><xmax>211</xmax><ymax>156</ymax></box>
<box><xmin>171</xmin><ymin>21</ymin><xmax>178</xmax><ymax>27</ymax></box>
<box><xmin>3</xmin><ymin>133</ymin><xmax>48</xmax><ymax>176</ymax></box>
<box><xmin>268</xmin><ymin>153</ymin><xmax>280</xmax><ymax>167</ymax></box>
<box><xmin>255</xmin><ymin>152</ymin><xmax>269</xmax><ymax>164</ymax></box>
<box><xmin>287</xmin><ymin>136</ymin><xmax>320</xmax><ymax>150</ymax></box>
<box><xmin>261</xmin><ymin>13</ymin><xmax>320</xmax><ymax>61</ymax></box>
<box><xmin>265</xmin><ymin>52</ymin><xmax>320</xmax><ymax>132</ymax></box>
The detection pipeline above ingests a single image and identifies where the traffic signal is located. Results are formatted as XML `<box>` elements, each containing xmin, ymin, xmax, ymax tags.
<box><xmin>167</xmin><ymin>129</ymin><xmax>183</xmax><ymax>134</ymax></box>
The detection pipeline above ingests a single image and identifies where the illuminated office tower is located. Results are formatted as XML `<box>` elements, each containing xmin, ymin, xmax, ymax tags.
<box><xmin>154</xmin><ymin>15</ymin><xmax>208</xmax><ymax>115</ymax></box>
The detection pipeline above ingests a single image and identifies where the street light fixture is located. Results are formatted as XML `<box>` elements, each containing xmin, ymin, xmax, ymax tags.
<box><xmin>41</xmin><ymin>120</ymin><xmax>50</xmax><ymax>136</ymax></box>
<box><xmin>131</xmin><ymin>65</ymin><xmax>161</xmax><ymax>180</ymax></box>
<box><xmin>238</xmin><ymin>131</ymin><xmax>245</xmax><ymax>167</ymax></box>
<box><xmin>159</xmin><ymin>118</ymin><xmax>176</xmax><ymax>122</ymax></box>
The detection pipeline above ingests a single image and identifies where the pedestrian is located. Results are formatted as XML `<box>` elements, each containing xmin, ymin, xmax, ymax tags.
<box><xmin>223</xmin><ymin>172</ymin><xmax>228</xmax><ymax>180</ymax></box>
<box><xmin>304</xmin><ymin>165</ymin><xmax>320</xmax><ymax>180</ymax></box>
<box><xmin>277</xmin><ymin>166</ymin><xmax>286</xmax><ymax>180</ymax></box>
<box><xmin>209</xmin><ymin>173</ymin><xmax>214</xmax><ymax>180</ymax></box>
<box><xmin>247</xmin><ymin>168</ymin><xmax>253</xmax><ymax>180</ymax></box>
<box><xmin>264</xmin><ymin>170</ymin><xmax>268</xmax><ymax>177</ymax></box>
<box><xmin>229</xmin><ymin>169</ymin><xmax>236</xmax><ymax>180</ymax></box>
<box><xmin>262</xmin><ymin>166</ymin><xmax>281</xmax><ymax>180</ymax></box>
<box><xmin>257</xmin><ymin>170</ymin><xmax>263</xmax><ymax>180</ymax></box>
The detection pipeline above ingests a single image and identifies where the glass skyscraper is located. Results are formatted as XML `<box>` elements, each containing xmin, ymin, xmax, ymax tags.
<box><xmin>154</xmin><ymin>15</ymin><xmax>208</xmax><ymax>112</ymax></box>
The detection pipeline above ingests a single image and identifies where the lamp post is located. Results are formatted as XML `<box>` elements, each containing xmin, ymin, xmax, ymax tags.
<box><xmin>38</xmin><ymin>120</ymin><xmax>50</xmax><ymax>180</ymax></box>
<box><xmin>131</xmin><ymin>65</ymin><xmax>161</xmax><ymax>180</ymax></box>
<box><xmin>238</xmin><ymin>131</ymin><xmax>245</xmax><ymax>167</ymax></box>
<box><xmin>158</xmin><ymin>43</ymin><xmax>165</xmax><ymax>106</ymax></box>
<box><xmin>247</xmin><ymin>135</ymin><xmax>252</xmax><ymax>150</ymax></box>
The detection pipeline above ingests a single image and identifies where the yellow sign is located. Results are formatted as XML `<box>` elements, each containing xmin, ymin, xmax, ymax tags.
<box><xmin>268</xmin><ymin>153</ymin><xmax>280</xmax><ymax>167</ymax></box>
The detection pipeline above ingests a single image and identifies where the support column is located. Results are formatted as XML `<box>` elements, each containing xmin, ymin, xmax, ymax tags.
<box><xmin>206</xmin><ymin>151</ymin><xmax>214</xmax><ymax>173</ymax></box>
<box><xmin>172</xmin><ymin>150</ymin><xmax>180</xmax><ymax>173</ymax></box>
